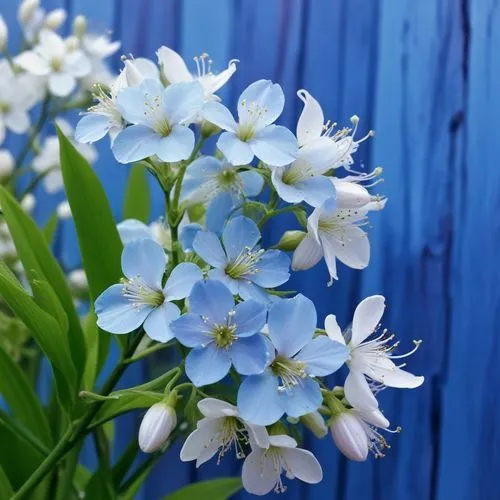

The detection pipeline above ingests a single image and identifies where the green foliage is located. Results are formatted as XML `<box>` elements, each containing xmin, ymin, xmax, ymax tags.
<box><xmin>162</xmin><ymin>478</ymin><xmax>243</xmax><ymax>500</ymax></box>
<box><xmin>0</xmin><ymin>466</ymin><xmax>14</xmax><ymax>499</ymax></box>
<box><xmin>123</xmin><ymin>163</ymin><xmax>150</xmax><ymax>222</ymax></box>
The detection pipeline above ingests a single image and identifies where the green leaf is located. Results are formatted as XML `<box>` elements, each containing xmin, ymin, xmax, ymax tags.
<box><xmin>162</xmin><ymin>478</ymin><xmax>242</xmax><ymax>500</ymax></box>
<box><xmin>0</xmin><ymin>186</ymin><xmax>86</xmax><ymax>383</ymax></box>
<box><xmin>31</xmin><ymin>275</ymin><xmax>69</xmax><ymax>335</ymax></box>
<box><xmin>0</xmin><ymin>466</ymin><xmax>14</xmax><ymax>499</ymax></box>
<box><xmin>0</xmin><ymin>262</ymin><xmax>76</xmax><ymax>409</ymax></box>
<box><xmin>0</xmin><ymin>347</ymin><xmax>52</xmax><ymax>447</ymax></box>
<box><xmin>81</xmin><ymin>311</ymin><xmax>101</xmax><ymax>391</ymax></box>
<box><xmin>57</xmin><ymin>128</ymin><xmax>125</xmax><ymax>354</ymax></box>
<box><xmin>42</xmin><ymin>212</ymin><xmax>58</xmax><ymax>244</ymax></box>
<box><xmin>123</xmin><ymin>163</ymin><xmax>150</xmax><ymax>222</ymax></box>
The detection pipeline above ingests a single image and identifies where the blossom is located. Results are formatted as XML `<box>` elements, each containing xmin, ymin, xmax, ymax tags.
<box><xmin>138</xmin><ymin>401</ymin><xmax>177</xmax><ymax>453</ymax></box>
<box><xmin>292</xmin><ymin>198</ymin><xmax>370</xmax><ymax>284</ymax></box>
<box><xmin>157</xmin><ymin>46</ymin><xmax>237</xmax><ymax>100</ymax></box>
<box><xmin>0</xmin><ymin>150</ymin><xmax>14</xmax><ymax>181</ymax></box>
<box><xmin>18</xmin><ymin>1</ymin><xmax>64</xmax><ymax>43</ymax></box>
<box><xmin>95</xmin><ymin>238</ymin><xmax>202</xmax><ymax>342</ymax></box>
<box><xmin>325</xmin><ymin>295</ymin><xmax>424</xmax><ymax>410</ymax></box>
<box><xmin>181</xmin><ymin>156</ymin><xmax>263</xmax><ymax>206</ymax></box>
<box><xmin>271</xmin><ymin>137</ymin><xmax>337</xmax><ymax>207</ymax></box>
<box><xmin>170</xmin><ymin>280</ymin><xmax>269</xmax><ymax>386</ymax></box>
<box><xmin>112</xmin><ymin>79</ymin><xmax>204</xmax><ymax>163</ymax></box>
<box><xmin>203</xmin><ymin>80</ymin><xmax>298</xmax><ymax>166</ymax></box>
<box><xmin>67</xmin><ymin>269</ymin><xmax>88</xmax><ymax>295</ymax></box>
<box><xmin>192</xmin><ymin>215</ymin><xmax>290</xmax><ymax>303</ymax></box>
<box><xmin>16</xmin><ymin>30</ymin><xmax>91</xmax><ymax>97</ymax></box>
<box><xmin>180</xmin><ymin>397</ymin><xmax>269</xmax><ymax>467</ymax></box>
<box><xmin>242</xmin><ymin>434</ymin><xmax>322</xmax><ymax>495</ymax></box>
<box><xmin>237</xmin><ymin>294</ymin><xmax>349</xmax><ymax>425</ymax></box>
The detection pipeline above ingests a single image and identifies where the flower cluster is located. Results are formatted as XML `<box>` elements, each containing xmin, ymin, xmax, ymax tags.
<box><xmin>82</xmin><ymin>43</ymin><xmax>424</xmax><ymax>496</ymax></box>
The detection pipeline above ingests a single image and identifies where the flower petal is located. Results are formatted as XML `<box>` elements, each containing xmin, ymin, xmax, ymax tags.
<box><xmin>75</xmin><ymin>114</ymin><xmax>111</xmax><ymax>143</ymax></box>
<box><xmin>15</xmin><ymin>50</ymin><xmax>50</xmax><ymax>75</ymax></box>
<box><xmin>251</xmin><ymin>125</ymin><xmax>298</xmax><ymax>167</ymax></box>
<box><xmin>217</xmin><ymin>132</ymin><xmax>254</xmax><ymax>166</ymax></box>
<box><xmin>292</xmin><ymin>235</ymin><xmax>323</xmax><ymax>271</ymax></box>
<box><xmin>188</xmin><ymin>279</ymin><xmax>234</xmax><ymax>323</ymax></box>
<box><xmin>206</xmin><ymin>192</ymin><xmax>236</xmax><ymax>235</ymax></box>
<box><xmin>295</xmin><ymin>176</ymin><xmax>337</xmax><ymax>208</ymax></box>
<box><xmin>5</xmin><ymin>111</ymin><xmax>30</xmax><ymax>134</ymax></box>
<box><xmin>179</xmin><ymin>223</ymin><xmax>202</xmax><ymax>251</ymax></box>
<box><xmin>116</xmin><ymin>86</ymin><xmax>150</xmax><ymax>125</ymax></box>
<box><xmin>370</xmin><ymin>366</ymin><xmax>424</xmax><ymax>389</ymax></box>
<box><xmin>237</xmin><ymin>80</ymin><xmax>284</xmax><ymax>127</ymax></box>
<box><xmin>239</xmin><ymin>170</ymin><xmax>264</xmax><ymax>197</ymax></box>
<box><xmin>121</xmin><ymin>238</ymin><xmax>166</xmax><ymax>289</ymax></box>
<box><xmin>233</xmin><ymin>300</ymin><xmax>267</xmax><ymax>337</ymax></box>
<box><xmin>222</xmin><ymin>215</ymin><xmax>260</xmax><ymax>261</ymax></box>
<box><xmin>324</xmin><ymin>314</ymin><xmax>346</xmax><ymax>345</ymax></box>
<box><xmin>192</xmin><ymin>230</ymin><xmax>227</xmax><ymax>268</ymax></box>
<box><xmin>325</xmin><ymin>225</ymin><xmax>370</xmax><ymax>271</ymax></box>
<box><xmin>202</xmin><ymin>59</ymin><xmax>238</xmax><ymax>95</ymax></box>
<box><xmin>351</xmin><ymin>295</ymin><xmax>386</xmax><ymax>346</ymax></box>
<box><xmin>112</xmin><ymin>124</ymin><xmax>161</xmax><ymax>164</ymax></box>
<box><xmin>185</xmin><ymin>344</ymin><xmax>232</xmax><ymax>386</ymax></box>
<box><xmin>197</xmin><ymin>398</ymin><xmax>238</xmax><ymax>418</ymax></box>
<box><xmin>202</xmin><ymin>101</ymin><xmax>237</xmax><ymax>132</ymax></box>
<box><xmin>180</xmin><ymin>418</ymin><xmax>222</xmax><ymax>465</ymax></box>
<box><xmin>229</xmin><ymin>334</ymin><xmax>269</xmax><ymax>375</ymax></box>
<box><xmin>294</xmin><ymin>336</ymin><xmax>349</xmax><ymax>376</ymax></box>
<box><xmin>267</xmin><ymin>294</ymin><xmax>317</xmax><ymax>358</ymax></box>
<box><xmin>117</xmin><ymin>219</ymin><xmax>152</xmax><ymax>244</ymax></box>
<box><xmin>49</xmin><ymin>73</ymin><xmax>76</xmax><ymax>97</ymax></box>
<box><xmin>163</xmin><ymin>262</ymin><xmax>202</xmax><ymax>301</ymax></box>
<box><xmin>344</xmin><ymin>370</ymin><xmax>378</xmax><ymax>409</ymax></box>
<box><xmin>237</xmin><ymin>372</ymin><xmax>283</xmax><ymax>425</ymax></box>
<box><xmin>163</xmin><ymin>80</ymin><xmax>204</xmax><ymax>124</ymax></box>
<box><xmin>282</xmin><ymin>447</ymin><xmax>323</xmax><ymax>484</ymax></box>
<box><xmin>242</xmin><ymin>448</ymin><xmax>276</xmax><ymax>496</ymax></box>
<box><xmin>248</xmin><ymin>250</ymin><xmax>290</xmax><ymax>288</ymax></box>
<box><xmin>157</xmin><ymin>46</ymin><xmax>193</xmax><ymax>84</ymax></box>
<box><xmin>281</xmin><ymin>377</ymin><xmax>323</xmax><ymax>418</ymax></box>
<box><xmin>95</xmin><ymin>284</ymin><xmax>152</xmax><ymax>334</ymax></box>
<box><xmin>143</xmin><ymin>301</ymin><xmax>180</xmax><ymax>342</ymax></box>
<box><xmin>170</xmin><ymin>313</ymin><xmax>209</xmax><ymax>347</ymax></box>
<box><xmin>296</xmin><ymin>89</ymin><xmax>325</xmax><ymax>146</ymax></box>
<box><xmin>154</xmin><ymin>125</ymin><xmax>195</xmax><ymax>162</ymax></box>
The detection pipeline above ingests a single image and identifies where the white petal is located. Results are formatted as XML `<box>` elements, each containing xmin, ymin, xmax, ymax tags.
<box><xmin>344</xmin><ymin>370</ymin><xmax>378</xmax><ymax>410</ymax></box>
<box><xmin>324</xmin><ymin>314</ymin><xmax>346</xmax><ymax>345</ymax></box>
<box><xmin>242</xmin><ymin>448</ymin><xmax>277</xmax><ymax>496</ymax></box>
<box><xmin>15</xmin><ymin>50</ymin><xmax>50</xmax><ymax>75</ymax></box>
<box><xmin>157</xmin><ymin>45</ymin><xmax>193</xmax><ymax>84</ymax></box>
<box><xmin>355</xmin><ymin>407</ymin><xmax>390</xmax><ymax>429</ymax></box>
<box><xmin>197</xmin><ymin>398</ymin><xmax>238</xmax><ymax>418</ymax></box>
<box><xmin>296</xmin><ymin>89</ymin><xmax>324</xmax><ymax>147</ymax></box>
<box><xmin>333</xmin><ymin>179</ymin><xmax>371</xmax><ymax>209</ymax></box>
<box><xmin>245</xmin><ymin>423</ymin><xmax>270</xmax><ymax>449</ymax></box>
<box><xmin>39</xmin><ymin>30</ymin><xmax>66</xmax><ymax>58</ymax></box>
<box><xmin>268</xmin><ymin>434</ymin><xmax>297</xmax><ymax>448</ymax></box>
<box><xmin>370</xmin><ymin>366</ymin><xmax>424</xmax><ymax>389</ymax></box>
<box><xmin>179</xmin><ymin>418</ymin><xmax>222</xmax><ymax>465</ymax></box>
<box><xmin>351</xmin><ymin>295</ymin><xmax>385</xmax><ymax>345</ymax></box>
<box><xmin>291</xmin><ymin>235</ymin><xmax>323</xmax><ymax>271</ymax></box>
<box><xmin>330</xmin><ymin>412</ymin><xmax>369</xmax><ymax>461</ymax></box>
<box><xmin>49</xmin><ymin>73</ymin><xmax>76</xmax><ymax>97</ymax></box>
<box><xmin>282</xmin><ymin>447</ymin><xmax>323</xmax><ymax>484</ymax></box>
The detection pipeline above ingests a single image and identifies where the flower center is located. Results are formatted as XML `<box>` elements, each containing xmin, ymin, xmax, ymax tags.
<box><xmin>225</xmin><ymin>246</ymin><xmax>264</xmax><ymax>279</ymax></box>
<box><xmin>262</xmin><ymin>447</ymin><xmax>289</xmax><ymax>493</ymax></box>
<box><xmin>193</xmin><ymin>52</ymin><xmax>213</xmax><ymax>79</ymax></box>
<box><xmin>155</xmin><ymin>118</ymin><xmax>172</xmax><ymax>137</ymax></box>
<box><xmin>120</xmin><ymin>276</ymin><xmax>164</xmax><ymax>308</ymax></box>
<box><xmin>0</xmin><ymin>102</ymin><xmax>10</xmax><ymax>113</ymax></box>
<box><xmin>271</xmin><ymin>355</ymin><xmax>307</xmax><ymax>392</ymax></box>
<box><xmin>237</xmin><ymin>99</ymin><xmax>269</xmax><ymax>142</ymax></box>
<box><xmin>216</xmin><ymin>168</ymin><xmax>239</xmax><ymax>189</ymax></box>
<box><xmin>214</xmin><ymin>416</ymin><xmax>247</xmax><ymax>462</ymax></box>
<box><xmin>51</xmin><ymin>57</ymin><xmax>63</xmax><ymax>72</ymax></box>
<box><xmin>89</xmin><ymin>84</ymin><xmax>123</xmax><ymax>123</ymax></box>
<box><xmin>212</xmin><ymin>323</ymin><xmax>237</xmax><ymax>349</ymax></box>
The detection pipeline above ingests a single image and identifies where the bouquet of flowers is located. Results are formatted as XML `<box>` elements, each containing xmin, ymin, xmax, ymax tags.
<box><xmin>0</xmin><ymin>1</ymin><xmax>424</xmax><ymax>498</ymax></box>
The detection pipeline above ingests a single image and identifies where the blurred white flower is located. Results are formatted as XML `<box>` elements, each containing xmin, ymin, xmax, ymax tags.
<box><xmin>0</xmin><ymin>150</ymin><xmax>14</xmax><ymax>180</ymax></box>
<box><xmin>0</xmin><ymin>15</ymin><xmax>8</xmax><ymax>52</ymax></box>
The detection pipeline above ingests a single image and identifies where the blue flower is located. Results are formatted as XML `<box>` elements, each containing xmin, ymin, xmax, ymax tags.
<box><xmin>181</xmin><ymin>156</ymin><xmax>263</xmax><ymax>206</ymax></box>
<box><xmin>112</xmin><ymin>79</ymin><xmax>204</xmax><ymax>164</ymax></box>
<box><xmin>237</xmin><ymin>294</ymin><xmax>350</xmax><ymax>425</ymax></box>
<box><xmin>95</xmin><ymin>239</ymin><xmax>202</xmax><ymax>342</ymax></box>
<box><xmin>192</xmin><ymin>215</ymin><xmax>290</xmax><ymax>303</ymax></box>
<box><xmin>170</xmin><ymin>280</ymin><xmax>269</xmax><ymax>386</ymax></box>
<box><xmin>203</xmin><ymin>80</ymin><xmax>298</xmax><ymax>166</ymax></box>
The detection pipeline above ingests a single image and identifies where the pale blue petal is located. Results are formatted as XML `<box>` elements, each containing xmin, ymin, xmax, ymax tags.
<box><xmin>237</xmin><ymin>80</ymin><xmax>284</xmax><ymax>128</ymax></box>
<box><xmin>271</xmin><ymin>167</ymin><xmax>306</xmax><ymax>204</ymax></box>
<box><xmin>202</xmin><ymin>101</ymin><xmax>237</xmax><ymax>132</ymax></box>
<box><xmin>294</xmin><ymin>336</ymin><xmax>350</xmax><ymax>376</ymax></box>
<box><xmin>222</xmin><ymin>215</ymin><xmax>260</xmax><ymax>261</ymax></box>
<box><xmin>170</xmin><ymin>313</ymin><xmax>209</xmax><ymax>347</ymax></box>
<box><xmin>237</xmin><ymin>280</ymin><xmax>271</xmax><ymax>304</ymax></box>
<box><xmin>154</xmin><ymin>125</ymin><xmax>194</xmax><ymax>162</ymax></box>
<box><xmin>188</xmin><ymin>280</ymin><xmax>234</xmax><ymax>323</ymax></box>
<box><xmin>116</xmin><ymin>86</ymin><xmax>149</xmax><ymax>125</ymax></box>
<box><xmin>192</xmin><ymin>230</ymin><xmax>227</xmax><ymax>268</ymax></box>
<box><xmin>163</xmin><ymin>81</ymin><xmax>204</xmax><ymax>124</ymax></box>
<box><xmin>249</xmin><ymin>250</ymin><xmax>290</xmax><ymax>288</ymax></box>
<box><xmin>112</xmin><ymin>125</ymin><xmax>160</xmax><ymax>164</ymax></box>
<box><xmin>239</xmin><ymin>170</ymin><xmax>264</xmax><ymax>197</ymax></box>
<box><xmin>237</xmin><ymin>371</ymin><xmax>283</xmax><ymax>426</ymax></box>
<box><xmin>228</xmin><ymin>334</ymin><xmax>269</xmax><ymax>375</ymax></box>
<box><xmin>182</xmin><ymin>156</ymin><xmax>222</xmax><ymax>199</ymax></box>
<box><xmin>95</xmin><ymin>284</ymin><xmax>151</xmax><ymax>334</ymax></box>
<box><xmin>186</xmin><ymin>344</ymin><xmax>232</xmax><ymax>386</ymax></box>
<box><xmin>217</xmin><ymin>132</ymin><xmax>254</xmax><ymax>166</ymax></box>
<box><xmin>296</xmin><ymin>176</ymin><xmax>337</xmax><ymax>208</ymax></box>
<box><xmin>163</xmin><ymin>262</ymin><xmax>203</xmax><ymax>301</ymax></box>
<box><xmin>251</xmin><ymin>125</ymin><xmax>298</xmax><ymax>167</ymax></box>
<box><xmin>267</xmin><ymin>294</ymin><xmax>317</xmax><ymax>358</ymax></box>
<box><xmin>75</xmin><ymin>114</ymin><xmax>110</xmax><ymax>143</ymax></box>
<box><xmin>117</xmin><ymin>219</ymin><xmax>152</xmax><ymax>244</ymax></box>
<box><xmin>206</xmin><ymin>192</ymin><xmax>236</xmax><ymax>235</ymax></box>
<box><xmin>233</xmin><ymin>299</ymin><xmax>267</xmax><ymax>337</ymax></box>
<box><xmin>143</xmin><ymin>301</ymin><xmax>180</xmax><ymax>343</ymax></box>
<box><xmin>281</xmin><ymin>378</ymin><xmax>323</xmax><ymax>418</ymax></box>
<box><xmin>121</xmin><ymin>239</ymin><xmax>166</xmax><ymax>289</ymax></box>
<box><xmin>179</xmin><ymin>223</ymin><xmax>202</xmax><ymax>251</ymax></box>
<box><xmin>208</xmin><ymin>268</ymin><xmax>239</xmax><ymax>294</ymax></box>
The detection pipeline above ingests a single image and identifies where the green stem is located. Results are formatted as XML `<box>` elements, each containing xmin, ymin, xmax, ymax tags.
<box><xmin>12</xmin><ymin>330</ymin><xmax>145</xmax><ymax>500</ymax></box>
<box><xmin>258</xmin><ymin>205</ymin><xmax>299</xmax><ymax>229</ymax></box>
<box><xmin>123</xmin><ymin>340</ymin><xmax>174</xmax><ymax>365</ymax></box>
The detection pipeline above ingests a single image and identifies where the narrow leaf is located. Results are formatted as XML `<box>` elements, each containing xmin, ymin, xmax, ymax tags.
<box><xmin>0</xmin><ymin>466</ymin><xmax>14</xmax><ymax>499</ymax></box>
<box><xmin>162</xmin><ymin>478</ymin><xmax>243</xmax><ymax>500</ymax></box>
<box><xmin>42</xmin><ymin>212</ymin><xmax>58</xmax><ymax>244</ymax></box>
<box><xmin>123</xmin><ymin>164</ymin><xmax>150</xmax><ymax>222</ymax></box>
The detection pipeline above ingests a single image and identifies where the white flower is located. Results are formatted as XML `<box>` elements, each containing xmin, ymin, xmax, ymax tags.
<box><xmin>242</xmin><ymin>434</ymin><xmax>323</xmax><ymax>495</ymax></box>
<box><xmin>67</xmin><ymin>269</ymin><xmax>88</xmax><ymax>294</ymax></box>
<box><xmin>157</xmin><ymin>46</ymin><xmax>237</xmax><ymax>101</ymax></box>
<box><xmin>56</xmin><ymin>200</ymin><xmax>72</xmax><ymax>219</ymax></box>
<box><xmin>16</xmin><ymin>30</ymin><xmax>91</xmax><ymax>97</ymax></box>
<box><xmin>138</xmin><ymin>402</ymin><xmax>177</xmax><ymax>453</ymax></box>
<box><xmin>292</xmin><ymin>199</ymin><xmax>370</xmax><ymax>284</ymax></box>
<box><xmin>123</xmin><ymin>58</ymin><xmax>160</xmax><ymax>87</ymax></box>
<box><xmin>117</xmin><ymin>217</ymin><xmax>176</xmax><ymax>250</ymax></box>
<box><xmin>330</xmin><ymin>404</ymin><xmax>393</xmax><ymax>461</ymax></box>
<box><xmin>18</xmin><ymin>0</ymin><xmax>40</xmax><ymax>26</ymax></box>
<box><xmin>0</xmin><ymin>222</ymin><xmax>16</xmax><ymax>261</ymax></box>
<box><xmin>325</xmin><ymin>295</ymin><xmax>424</xmax><ymax>410</ymax></box>
<box><xmin>180</xmin><ymin>398</ymin><xmax>269</xmax><ymax>467</ymax></box>
<box><xmin>0</xmin><ymin>150</ymin><xmax>14</xmax><ymax>180</ymax></box>
<box><xmin>43</xmin><ymin>8</ymin><xmax>66</xmax><ymax>31</ymax></box>
<box><xmin>20</xmin><ymin>193</ymin><xmax>35</xmax><ymax>213</ymax></box>
<box><xmin>0</xmin><ymin>15</ymin><xmax>8</xmax><ymax>52</ymax></box>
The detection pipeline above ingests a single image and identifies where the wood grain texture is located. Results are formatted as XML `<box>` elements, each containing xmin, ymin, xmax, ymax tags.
<box><xmin>0</xmin><ymin>0</ymin><xmax>497</xmax><ymax>498</ymax></box>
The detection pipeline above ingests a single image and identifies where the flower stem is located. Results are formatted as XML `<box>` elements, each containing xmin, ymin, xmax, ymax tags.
<box><xmin>258</xmin><ymin>205</ymin><xmax>300</xmax><ymax>229</ymax></box>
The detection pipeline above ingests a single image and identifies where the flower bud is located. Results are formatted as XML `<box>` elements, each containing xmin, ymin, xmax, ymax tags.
<box><xmin>0</xmin><ymin>150</ymin><xmax>14</xmax><ymax>181</ymax></box>
<box><xmin>330</xmin><ymin>411</ymin><xmax>368</xmax><ymax>462</ymax></box>
<box><xmin>20</xmin><ymin>193</ymin><xmax>36</xmax><ymax>213</ymax></box>
<box><xmin>200</xmin><ymin>119</ymin><xmax>220</xmax><ymax>138</ymax></box>
<box><xmin>301</xmin><ymin>411</ymin><xmax>328</xmax><ymax>438</ymax></box>
<box><xmin>65</xmin><ymin>35</ymin><xmax>79</xmax><ymax>52</ymax></box>
<box><xmin>43</xmin><ymin>8</ymin><xmax>66</xmax><ymax>30</ymax></box>
<box><xmin>67</xmin><ymin>269</ymin><xmax>88</xmax><ymax>295</ymax></box>
<box><xmin>57</xmin><ymin>200</ymin><xmax>72</xmax><ymax>219</ymax></box>
<box><xmin>275</xmin><ymin>230</ymin><xmax>306</xmax><ymax>251</ymax></box>
<box><xmin>18</xmin><ymin>0</ymin><xmax>40</xmax><ymax>25</ymax></box>
<box><xmin>73</xmin><ymin>15</ymin><xmax>87</xmax><ymax>38</ymax></box>
<box><xmin>333</xmin><ymin>180</ymin><xmax>371</xmax><ymax>209</ymax></box>
<box><xmin>0</xmin><ymin>15</ymin><xmax>8</xmax><ymax>52</ymax></box>
<box><xmin>138</xmin><ymin>402</ymin><xmax>177</xmax><ymax>453</ymax></box>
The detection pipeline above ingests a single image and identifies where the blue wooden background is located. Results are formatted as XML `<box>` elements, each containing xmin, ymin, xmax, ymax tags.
<box><xmin>2</xmin><ymin>0</ymin><xmax>499</xmax><ymax>499</ymax></box>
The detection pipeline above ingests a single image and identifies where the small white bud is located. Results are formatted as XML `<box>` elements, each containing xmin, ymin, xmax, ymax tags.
<box><xmin>330</xmin><ymin>411</ymin><xmax>368</xmax><ymax>462</ymax></box>
<box><xmin>43</xmin><ymin>8</ymin><xmax>66</xmax><ymax>30</ymax></box>
<box><xmin>301</xmin><ymin>411</ymin><xmax>328</xmax><ymax>439</ymax></box>
<box><xmin>0</xmin><ymin>15</ymin><xmax>8</xmax><ymax>52</ymax></box>
<box><xmin>275</xmin><ymin>230</ymin><xmax>306</xmax><ymax>252</ymax></box>
<box><xmin>65</xmin><ymin>35</ymin><xmax>79</xmax><ymax>52</ymax></box>
<box><xmin>67</xmin><ymin>269</ymin><xmax>88</xmax><ymax>294</ymax></box>
<box><xmin>138</xmin><ymin>402</ymin><xmax>177</xmax><ymax>453</ymax></box>
<box><xmin>333</xmin><ymin>179</ymin><xmax>371</xmax><ymax>209</ymax></box>
<box><xmin>20</xmin><ymin>193</ymin><xmax>36</xmax><ymax>213</ymax></box>
<box><xmin>0</xmin><ymin>150</ymin><xmax>14</xmax><ymax>180</ymax></box>
<box><xmin>57</xmin><ymin>200</ymin><xmax>72</xmax><ymax>219</ymax></box>
<box><xmin>73</xmin><ymin>15</ymin><xmax>87</xmax><ymax>38</ymax></box>
<box><xmin>18</xmin><ymin>0</ymin><xmax>40</xmax><ymax>25</ymax></box>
